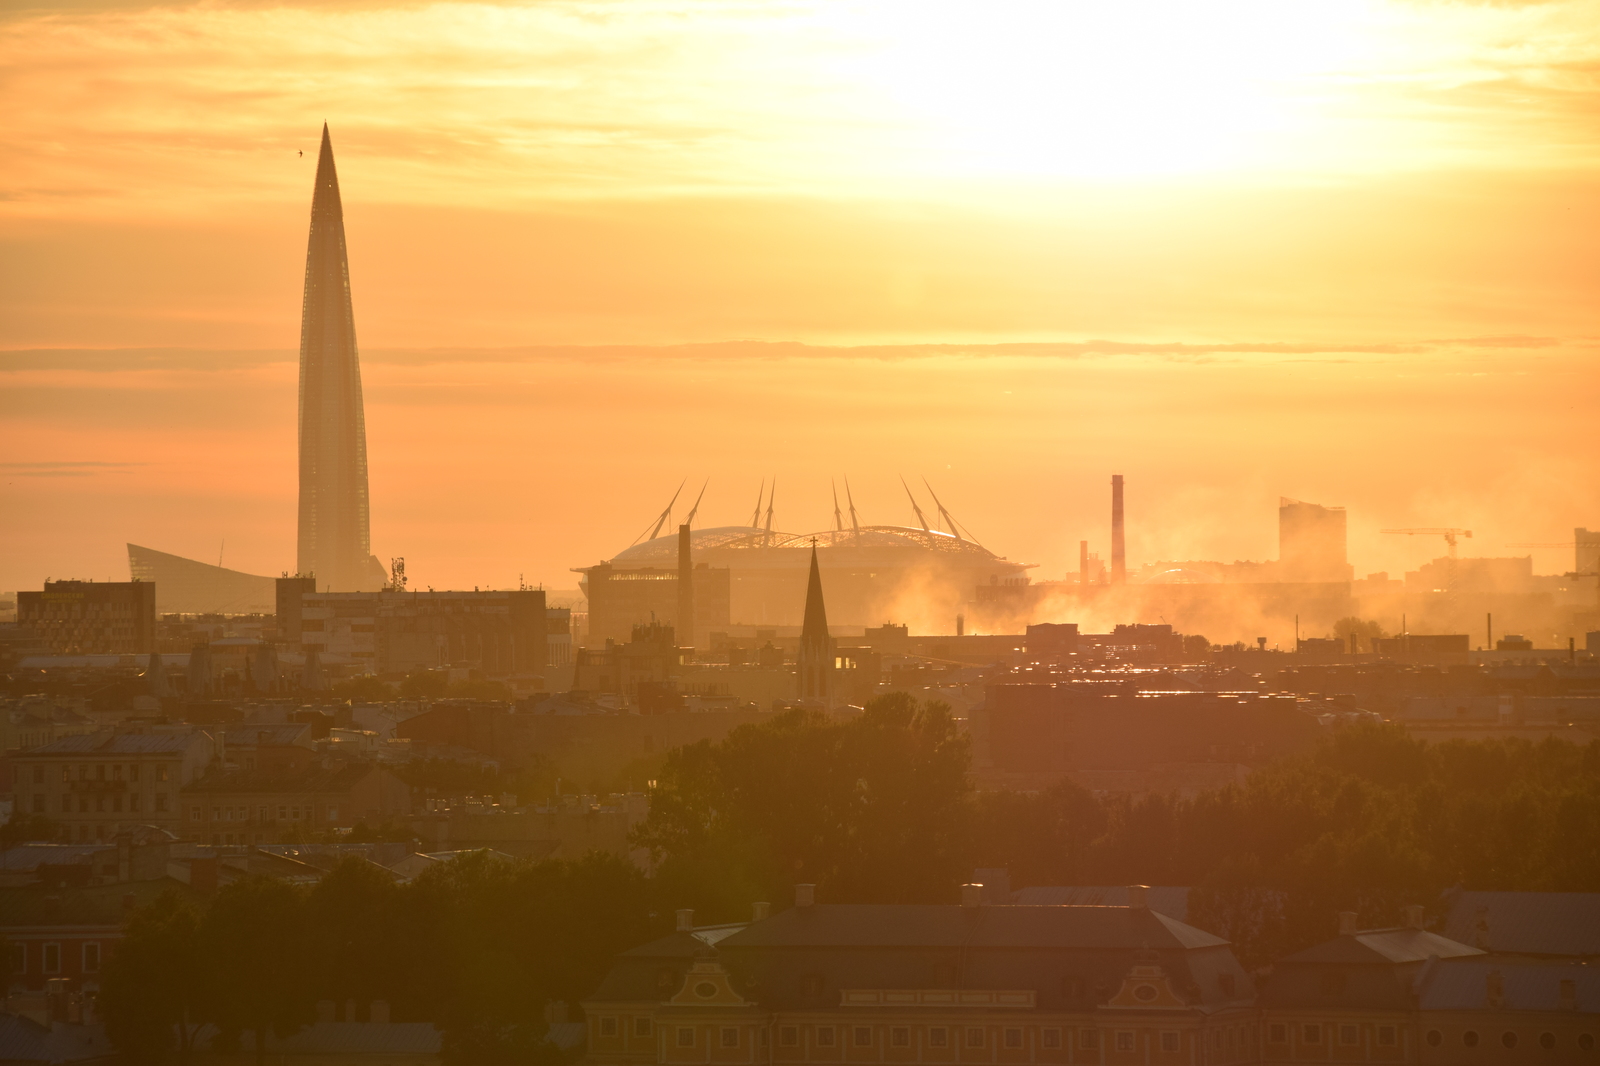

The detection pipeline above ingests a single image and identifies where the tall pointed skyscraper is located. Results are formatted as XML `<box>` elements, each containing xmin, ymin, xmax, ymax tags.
<box><xmin>297</xmin><ymin>124</ymin><xmax>385</xmax><ymax>591</ymax></box>
<box><xmin>797</xmin><ymin>543</ymin><xmax>833</xmax><ymax>705</ymax></box>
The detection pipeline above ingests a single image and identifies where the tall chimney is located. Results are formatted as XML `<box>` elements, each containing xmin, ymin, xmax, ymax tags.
<box><xmin>675</xmin><ymin>908</ymin><xmax>695</xmax><ymax>932</ymax></box>
<box><xmin>1079</xmin><ymin>540</ymin><xmax>1089</xmax><ymax>586</ymax></box>
<box><xmin>677</xmin><ymin>523</ymin><xmax>695</xmax><ymax>652</ymax></box>
<box><xmin>795</xmin><ymin>883</ymin><xmax>815</xmax><ymax>908</ymax></box>
<box><xmin>752</xmin><ymin>901</ymin><xmax>771</xmax><ymax>922</ymax></box>
<box><xmin>1111</xmin><ymin>475</ymin><xmax>1126</xmax><ymax>585</ymax></box>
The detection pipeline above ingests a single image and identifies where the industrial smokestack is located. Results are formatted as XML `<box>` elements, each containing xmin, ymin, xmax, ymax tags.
<box><xmin>677</xmin><ymin>523</ymin><xmax>695</xmax><ymax>651</ymax></box>
<box><xmin>1111</xmin><ymin>475</ymin><xmax>1126</xmax><ymax>585</ymax></box>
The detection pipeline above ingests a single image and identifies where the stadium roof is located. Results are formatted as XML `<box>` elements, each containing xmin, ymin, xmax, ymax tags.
<box><xmin>606</xmin><ymin>524</ymin><xmax>1010</xmax><ymax>568</ymax></box>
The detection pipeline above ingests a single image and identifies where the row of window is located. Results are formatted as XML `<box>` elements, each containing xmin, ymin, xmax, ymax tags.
<box><xmin>598</xmin><ymin>1021</ymin><xmax>1238</xmax><ymax>1056</ymax></box>
<box><xmin>28</xmin><ymin>763</ymin><xmax>170</xmax><ymax>783</ymax></box>
<box><xmin>188</xmin><ymin>804</ymin><xmax>336</xmax><ymax>823</ymax></box>
<box><xmin>1267</xmin><ymin>1023</ymin><xmax>1398</xmax><ymax>1047</ymax></box>
<box><xmin>8</xmin><ymin>941</ymin><xmax>101</xmax><ymax>975</ymax></box>
<box><xmin>33</xmin><ymin>792</ymin><xmax>170</xmax><ymax>814</ymax></box>
<box><xmin>1426</xmin><ymin>1029</ymin><xmax>1596</xmax><ymax>1052</ymax></box>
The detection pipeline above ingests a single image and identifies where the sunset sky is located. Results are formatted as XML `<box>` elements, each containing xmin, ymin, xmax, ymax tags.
<box><xmin>3</xmin><ymin>0</ymin><xmax>1598</xmax><ymax>604</ymax></box>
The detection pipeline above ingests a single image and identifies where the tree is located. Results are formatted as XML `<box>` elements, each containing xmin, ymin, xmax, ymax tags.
<box><xmin>199</xmin><ymin>877</ymin><xmax>315</xmax><ymax>1066</ymax></box>
<box><xmin>399</xmin><ymin>669</ymin><xmax>450</xmax><ymax>699</ymax></box>
<box><xmin>635</xmin><ymin>694</ymin><xmax>972</xmax><ymax>916</ymax></box>
<box><xmin>101</xmin><ymin>890</ymin><xmax>207</xmax><ymax>1064</ymax></box>
<box><xmin>1331</xmin><ymin>616</ymin><xmax>1387</xmax><ymax>653</ymax></box>
<box><xmin>305</xmin><ymin>858</ymin><xmax>404</xmax><ymax>1010</ymax></box>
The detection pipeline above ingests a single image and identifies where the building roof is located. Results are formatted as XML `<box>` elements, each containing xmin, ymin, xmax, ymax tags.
<box><xmin>0</xmin><ymin>878</ymin><xmax>197</xmax><ymax>929</ymax></box>
<box><xmin>183</xmin><ymin>761</ymin><xmax>376</xmax><ymax>795</ymax></box>
<box><xmin>0</xmin><ymin>1014</ymin><xmax>115</xmax><ymax>1066</ymax></box>
<box><xmin>720</xmin><ymin>903</ymin><xmax>1227</xmax><ymax>951</ymax></box>
<box><xmin>1012</xmin><ymin>886</ymin><xmax>1190</xmax><ymax>922</ymax></box>
<box><xmin>223</xmin><ymin>722</ymin><xmax>314</xmax><ymax>748</ymax></box>
<box><xmin>0</xmin><ymin>845</ymin><xmax>111</xmax><ymax>874</ymax></box>
<box><xmin>1279</xmin><ymin>927</ymin><xmax>1484</xmax><ymax>966</ymax></box>
<box><xmin>21</xmin><ymin>732</ymin><xmax>204</xmax><ymax>756</ymax></box>
<box><xmin>206</xmin><ymin>1023</ymin><xmax>442</xmax><ymax>1056</ymax></box>
<box><xmin>1417</xmin><ymin>958</ymin><xmax>1600</xmax><ymax>1014</ymax></box>
<box><xmin>606</xmin><ymin>525</ymin><xmax>1010</xmax><ymax>568</ymax></box>
<box><xmin>1441</xmin><ymin>889</ymin><xmax>1600</xmax><ymax>957</ymax></box>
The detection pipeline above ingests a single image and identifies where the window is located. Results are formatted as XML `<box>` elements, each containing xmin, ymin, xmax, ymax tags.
<box><xmin>61</xmin><ymin>795</ymin><xmax>71</xmax><ymax>813</ymax></box>
<box><xmin>79</xmin><ymin>796</ymin><xmax>89</xmax><ymax>813</ymax></box>
<box><xmin>278</xmin><ymin>806</ymin><xmax>288</xmax><ymax>820</ymax></box>
<box><xmin>1115</xmin><ymin>1031</ymin><xmax>1135</xmax><ymax>1052</ymax></box>
<box><xmin>62</xmin><ymin>767</ymin><xmax>70</xmax><ymax>783</ymax></box>
<box><xmin>1213</xmin><ymin>1030</ymin><xmax>1224</xmax><ymax>1050</ymax></box>
<box><xmin>1042</xmin><ymin>1029</ymin><xmax>1060</xmax><ymax>1050</ymax></box>
<box><xmin>327</xmin><ymin>806</ymin><xmax>338</xmax><ymax>822</ymax></box>
<box><xmin>1541</xmin><ymin>1033</ymin><xmax>1557</xmax><ymax>1050</ymax></box>
<box><xmin>1502</xmin><ymin>1032</ymin><xmax>1518</xmax><ymax>1049</ymax></box>
<box><xmin>112</xmin><ymin>795</ymin><xmax>123</xmax><ymax>813</ymax></box>
<box><xmin>1004</xmin><ymin>1028</ymin><xmax>1022</xmax><ymax>1049</ymax></box>
<box><xmin>1078</xmin><ymin>1031</ymin><xmax>1099</xmax><ymax>1051</ymax></box>
<box><xmin>1302</xmin><ymin>1024</ymin><xmax>1322</xmax><ymax>1044</ymax></box>
<box><xmin>236</xmin><ymin>806</ymin><xmax>246</xmax><ymax>820</ymax></box>
<box><xmin>258</xmin><ymin>806</ymin><xmax>268</xmax><ymax>822</ymax></box>
<box><xmin>816</xmin><ymin>1027</ymin><xmax>835</xmax><ymax>1047</ymax></box>
<box><xmin>8</xmin><ymin>942</ymin><xmax>24</xmax><ymax>974</ymax></box>
<box><xmin>1269</xmin><ymin>1025</ymin><xmax>1288</xmax><ymax>1044</ymax></box>
<box><xmin>1463</xmin><ymin>1031</ymin><xmax>1480</xmax><ymax>1047</ymax></box>
<box><xmin>929</xmin><ymin>1028</ymin><xmax>948</xmax><ymax>1048</ymax></box>
<box><xmin>32</xmin><ymin>794</ymin><xmax>45</xmax><ymax>813</ymax></box>
<box><xmin>599</xmin><ymin>1017</ymin><xmax>617</xmax><ymax>1037</ymax></box>
<box><xmin>112</xmin><ymin>765</ymin><xmax>123</xmax><ymax>780</ymax></box>
<box><xmin>854</xmin><ymin>1027</ymin><xmax>872</xmax><ymax>1047</ymax></box>
<box><xmin>1160</xmin><ymin>1032</ymin><xmax>1179</xmax><ymax>1052</ymax></box>
<box><xmin>83</xmin><ymin>943</ymin><xmax>100</xmax><ymax>972</ymax></box>
<box><xmin>892</xmin><ymin>1028</ymin><xmax>909</xmax><ymax>1048</ymax></box>
<box><xmin>779</xmin><ymin>1026</ymin><xmax>798</xmax><ymax>1047</ymax></box>
<box><xmin>212</xmin><ymin>806</ymin><xmax>222</xmax><ymax>821</ymax></box>
<box><xmin>42</xmin><ymin>943</ymin><xmax>60</xmax><ymax>974</ymax></box>
<box><xmin>1378</xmin><ymin>1026</ymin><xmax>1397</xmax><ymax>1047</ymax></box>
<box><xmin>130</xmin><ymin>794</ymin><xmax>141</xmax><ymax>812</ymax></box>
<box><xmin>966</xmin><ymin>1028</ymin><xmax>985</xmax><ymax>1048</ymax></box>
<box><xmin>721</xmin><ymin>1028</ymin><xmax>739</xmax><ymax>1048</ymax></box>
<box><xmin>694</xmin><ymin>982</ymin><xmax>718</xmax><ymax>999</ymax></box>
<box><xmin>155</xmin><ymin>794</ymin><xmax>168</xmax><ymax>812</ymax></box>
<box><xmin>634</xmin><ymin>1017</ymin><xmax>652</xmax><ymax>1037</ymax></box>
<box><xmin>158</xmin><ymin>765</ymin><xmax>169</xmax><ymax>782</ymax></box>
<box><xmin>677</xmin><ymin>1027</ymin><xmax>695</xmax><ymax>1048</ymax></box>
<box><xmin>1340</xmin><ymin>1024</ymin><xmax>1358</xmax><ymax>1045</ymax></box>
<box><xmin>130</xmin><ymin>765</ymin><xmax>139</xmax><ymax>782</ymax></box>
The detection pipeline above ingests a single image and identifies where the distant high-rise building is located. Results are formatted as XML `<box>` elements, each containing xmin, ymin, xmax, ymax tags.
<box><xmin>1279</xmin><ymin>498</ymin><xmax>1352</xmax><ymax>582</ymax></box>
<box><xmin>797</xmin><ymin>544</ymin><xmax>833</xmax><ymax>705</ymax></box>
<box><xmin>17</xmin><ymin>580</ymin><xmax>156</xmax><ymax>654</ymax></box>
<box><xmin>297</xmin><ymin>124</ymin><xmax>386</xmax><ymax>592</ymax></box>
<box><xmin>1111</xmin><ymin>475</ymin><xmax>1126</xmax><ymax>584</ymax></box>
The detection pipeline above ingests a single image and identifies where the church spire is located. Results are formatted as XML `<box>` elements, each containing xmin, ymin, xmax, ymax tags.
<box><xmin>296</xmin><ymin>124</ymin><xmax>385</xmax><ymax>591</ymax></box>
<box><xmin>798</xmin><ymin>542</ymin><xmax>832</xmax><ymax>705</ymax></box>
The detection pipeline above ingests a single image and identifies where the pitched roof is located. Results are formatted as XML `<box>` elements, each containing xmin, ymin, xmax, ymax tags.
<box><xmin>1280</xmin><ymin>927</ymin><xmax>1484</xmax><ymax>966</ymax></box>
<box><xmin>211</xmin><ymin>1023</ymin><xmax>442</xmax><ymax>1056</ymax></box>
<box><xmin>23</xmin><ymin>732</ymin><xmax>204</xmax><ymax>756</ymax></box>
<box><xmin>1441</xmin><ymin>889</ymin><xmax>1600</xmax><ymax>957</ymax></box>
<box><xmin>0</xmin><ymin>877</ymin><xmax>198</xmax><ymax>929</ymax></box>
<box><xmin>0</xmin><ymin>1014</ymin><xmax>115</xmax><ymax>1065</ymax></box>
<box><xmin>183</xmin><ymin>761</ymin><xmax>376</xmax><ymax>795</ymax></box>
<box><xmin>718</xmin><ymin>903</ymin><xmax>1227</xmax><ymax>951</ymax></box>
<box><xmin>1012</xmin><ymin>886</ymin><xmax>1191</xmax><ymax>922</ymax></box>
<box><xmin>0</xmin><ymin>845</ymin><xmax>111</xmax><ymax>874</ymax></box>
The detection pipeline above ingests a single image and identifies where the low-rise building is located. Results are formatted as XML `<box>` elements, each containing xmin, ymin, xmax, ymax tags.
<box><xmin>8</xmin><ymin>732</ymin><xmax>214</xmax><ymax>843</ymax></box>
<box><xmin>180</xmin><ymin>761</ymin><xmax>411</xmax><ymax>844</ymax></box>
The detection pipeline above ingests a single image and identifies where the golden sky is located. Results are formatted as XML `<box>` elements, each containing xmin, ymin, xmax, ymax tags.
<box><xmin>3</xmin><ymin>0</ymin><xmax>1599</xmax><ymax>603</ymax></box>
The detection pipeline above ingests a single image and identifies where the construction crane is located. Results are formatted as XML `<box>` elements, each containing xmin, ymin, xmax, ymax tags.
<box><xmin>1381</xmin><ymin>528</ymin><xmax>1472</xmax><ymax>558</ymax></box>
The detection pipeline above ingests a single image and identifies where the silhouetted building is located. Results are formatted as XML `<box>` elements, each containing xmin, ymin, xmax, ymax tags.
<box><xmin>581</xmin><ymin>562</ymin><xmax>731</xmax><ymax>646</ymax></box>
<box><xmin>17</xmin><ymin>580</ymin><xmax>156</xmax><ymax>655</ymax></box>
<box><xmin>293</xmin><ymin>588</ymin><xmax>547</xmax><ymax>676</ymax></box>
<box><xmin>797</xmin><ymin>545</ymin><xmax>833</xmax><ymax>705</ymax></box>
<box><xmin>582</xmin><ymin>887</ymin><xmax>1256</xmax><ymax>1066</ymax></box>
<box><xmin>296</xmin><ymin>124</ymin><xmax>386</xmax><ymax>592</ymax></box>
<box><xmin>126</xmin><ymin>543</ymin><xmax>276</xmax><ymax>614</ymax></box>
<box><xmin>1278</xmin><ymin>498</ymin><xmax>1352</xmax><ymax>582</ymax></box>
<box><xmin>573</xmin><ymin>622</ymin><xmax>685</xmax><ymax>708</ymax></box>
<box><xmin>276</xmin><ymin>574</ymin><xmax>318</xmax><ymax>646</ymax></box>
<box><xmin>1026</xmin><ymin>623</ymin><xmax>1080</xmax><ymax>661</ymax></box>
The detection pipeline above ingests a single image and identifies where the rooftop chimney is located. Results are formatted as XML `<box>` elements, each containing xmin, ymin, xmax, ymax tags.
<box><xmin>961</xmin><ymin>883</ymin><xmax>983</xmax><ymax>909</ymax></box>
<box><xmin>795</xmin><ymin>883</ymin><xmax>815</xmax><ymax>908</ymax></box>
<box><xmin>675</xmin><ymin>908</ymin><xmax>694</xmax><ymax>932</ymax></box>
<box><xmin>1404</xmin><ymin>905</ymin><xmax>1425</xmax><ymax>929</ymax></box>
<box><xmin>1111</xmin><ymin>475</ymin><xmax>1126</xmax><ymax>585</ymax></box>
<box><xmin>1127</xmin><ymin>884</ymin><xmax>1149</xmax><ymax>910</ymax></box>
<box><xmin>1338</xmin><ymin>911</ymin><xmax>1358</xmax><ymax>936</ymax></box>
<box><xmin>752</xmin><ymin>901</ymin><xmax>771</xmax><ymax>922</ymax></box>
